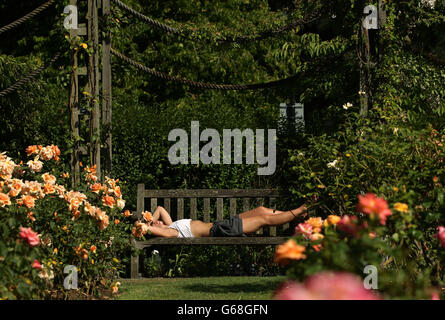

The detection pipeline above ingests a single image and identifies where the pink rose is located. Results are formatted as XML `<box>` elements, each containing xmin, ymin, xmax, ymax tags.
<box><xmin>31</xmin><ymin>259</ymin><xmax>42</xmax><ymax>270</ymax></box>
<box><xmin>295</xmin><ymin>223</ymin><xmax>313</xmax><ymax>239</ymax></box>
<box><xmin>274</xmin><ymin>272</ymin><xmax>380</xmax><ymax>300</ymax></box>
<box><xmin>357</xmin><ymin>193</ymin><xmax>392</xmax><ymax>225</ymax></box>
<box><xmin>19</xmin><ymin>227</ymin><xmax>40</xmax><ymax>247</ymax></box>
<box><xmin>435</xmin><ymin>226</ymin><xmax>445</xmax><ymax>248</ymax></box>
<box><xmin>337</xmin><ymin>215</ymin><xmax>360</xmax><ymax>236</ymax></box>
<box><xmin>273</xmin><ymin>281</ymin><xmax>315</xmax><ymax>300</ymax></box>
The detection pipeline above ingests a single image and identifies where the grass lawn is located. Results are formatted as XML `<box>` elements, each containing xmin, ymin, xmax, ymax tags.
<box><xmin>115</xmin><ymin>276</ymin><xmax>286</xmax><ymax>300</ymax></box>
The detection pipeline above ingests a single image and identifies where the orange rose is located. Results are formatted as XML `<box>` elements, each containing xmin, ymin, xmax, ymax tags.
<box><xmin>24</xmin><ymin>181</ymin><xmax>43</xmax><ymax>198</ymax></box>
<box><xmin>113</xmin><ymin>186</ymin><xmax>122</xmax><ymax>198</ymax></box>
<box><xmin>105</xmin><ymin>176</ymin><xmax>117</xmax><ymax>188</ymax></box>
<box><xmin>90</xmin><ymin>183</ymin><xmax>102</xmax><ymax>194</ymax></box>
<box><xmin>27</xmin><ymin>158</ymin><xmax>43</xmax><ymax>173</ymax></box>
<box><xmin>43</xmin><ymin>183</ymin><xmax>56</xmax><ymax>195</ymax></box>
<box><xmin>132</xmin><ymin>221</ymin><xmax>149</xmax><ymax>237</ymax></box>
<box><xmin>42</xmin><ymin>173</ymin><xmax>57</xmax><ymax>185</ymax></box>
<box><xmin>84</xmin><ymin>202</ymin><xmax>97</xmax><ymax>217</ymax></box>
<box><xmin>96</xmin><ymin>210</ymin><xmax>109</xmax><ymax>230</ymax></box>
<box><xmin>0</xmin><ymin>192</ymin><xmax>11</xmax><ymax>207</ymax></box>
<box><xmin>54</xmin><ymin>185</ymin><xmax>66</xmax><ymax>198</ymax></box>
<box><xmin>323</xmin><ymin>215</ymin><xmax>341</xmax><ymax>227</ymax></box>
<box><xmin>116</xmin><ymin>198</ymin><xmax>125</xmax><ymax>210</ymax></box>
<box><xmin>73</xmin><ymin>210</ymin><xmax>81</xmax><ymax>220</ymax></box>
<box><xmin>18</xmin><ymin>195</ymin><xmax>35</xmax><ymax>209</ymax></box>
<box><xmin>115</xmin><ymin>219</ymin><xmax>120</xmax><ymax>225</ymax></box>
<box><xmin>99</xmin><ymin>216</ymin><xmax>109</xmax><ymax>230</ymax></box>
<box><xmin>27</xmin><ymin>211</ymin><xmax>36</xmax><ymax>222</ymax></box>
<box><xmin>102</xmin><ymin>195</ymin><xmax>115</xmax><ymax>208</ymax></box>
<box><xmin>306</xmin><ymin>217</ymin><xmax>323</xmax><ymax>233</ymax></box>
<box><xmin>9</xmin><ymin>187</ymin><xmax>20</xmax><ymax>197</ymax></box>
<box><xmin>69</xmin><ymin>198</ymin><xmax>83</xmax><ymax>211</ymax></box>
<box><xmin>142</xmin><ymin>211</ymin><xmax>153</xmax><ymax>222</ymax></box>
<box><xmin>123</xmin><ymin>210</ymin><xmax>132</xmax><ymax>218</ymax></box>
<box><xmin>51</xmin><ymin>145</ymin><xmax>61</xmax><ymax>161</ymax></box>
<box><xmin>90</xmin><ymin>245</ymin><xmax>97</xmax><ymax>253</ymax></box>
<box><xmin>26</xmin><ymin>145</ymin><xmax>39</xmax><ymax>156</ymax></box>
<box><xmin>274</xmin><ymin>239</ymin><xmax>306</xmax><ymax>266</ymax></box>
<box><xmin>39</xmin><ymin>146</ymin><xmax>55</xmax><ymax>161</ymax></box>
<box><xmin>86</xmin><ymin>173</ymin><xmax>98</xmax><ymax>182</ymax></box>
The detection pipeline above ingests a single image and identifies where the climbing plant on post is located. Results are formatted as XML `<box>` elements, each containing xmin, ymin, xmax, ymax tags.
<box><xmin>102</xmin><ymin>0</ymin><xmax>113</xmax><ymax>176</ymax></box>
<box><xmin>87</xmin><ymin>0</ymin><xmax>101</xmax><ymax>180</ymax></box>
<box><xmin>359</xmin><ymin>0</ymin><xmax>386</xmax><ymax>117</ymax></box>
<box><xmin>68</xmin><ymin>0</ymin><xmax>82</xmax><ymax>187</ymax></box>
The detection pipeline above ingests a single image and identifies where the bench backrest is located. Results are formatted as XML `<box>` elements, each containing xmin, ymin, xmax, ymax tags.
<box><xmin>136</xmin><ymin>184</ymin><xmax>292</xmax><ymax>236</ymax></box>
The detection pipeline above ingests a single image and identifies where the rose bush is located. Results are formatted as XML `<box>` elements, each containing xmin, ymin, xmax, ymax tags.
<box><xmin>0</xmin><ymin>145</ymin><xmax>131</xmax><ymax>299</ymax></box>
<box><xmin>273</xmin><ymin>192</ymin><xmax>445</xmax><ymax>300</ymax></box>
<box><xmin>274</xmin><ymin>88</ymin><xmax>445</xmax><ymax>299</ymax></box>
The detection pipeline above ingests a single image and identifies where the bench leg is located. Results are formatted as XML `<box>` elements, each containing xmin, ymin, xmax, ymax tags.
<box><xmin>131</xmin><ymin>253</ymin><xmax>139</xmax><ymax>279</ymax></box>
<box><xmin>131</xmin><ymin>239</ymin><xmax>142</xmax><ymax>279</ymax></box>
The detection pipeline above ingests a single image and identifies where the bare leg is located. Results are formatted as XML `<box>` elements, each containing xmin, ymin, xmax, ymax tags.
<box><xmin>241</xmin><ymin>204</ymin><xmax>307</xmax><ymax>234</ymax></box>
<box><xmin>238</xmin><ymin>206</ymin><xmax>278</xmax><ymax>219</ymax></box>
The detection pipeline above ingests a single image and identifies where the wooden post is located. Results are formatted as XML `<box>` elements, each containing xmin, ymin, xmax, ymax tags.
<box><xmin>88</xmin><ymin>0</ymin><xmax>101</xmax><ymax>179</ymax></box>
<box><xmin>360</xmin><ymin>1</ymin><xmax>385</xmax><ymax>117</ymax></box>
<box><xmin>69</xmin><ymin>0</ymin><xmax>80</xmax><ymax>188</ymax></box>
<box><xmin>102</xmin><ymin>0</ymin><xmax>112</xmax><ymax>175</ymax></box>
<box><xmin>359</xmin><ymin>17</ymin><xmax>370</xmax><ymax>117</ymax></box>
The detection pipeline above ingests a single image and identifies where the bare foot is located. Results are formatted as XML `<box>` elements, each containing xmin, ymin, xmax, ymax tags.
<box><xmin>293</xmin><ymin>204</ymin><xmax>307</xmax><ymax>215</ymax></box>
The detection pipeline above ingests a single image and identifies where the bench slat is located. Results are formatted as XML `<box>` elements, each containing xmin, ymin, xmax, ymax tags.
<box><xmin>164</xmin><ymin>198</ymin><xmax>171</xmax><ymax>214</ymax></box>
<box><xmin>135</xmin><ymin>237</ymin><xmax>288</xmax><ymax>246</ymax></box>
<box><xmin>217</xmin><ymin>198</ymin><xmax>223</xmax><ymax>221</ymax></box>
<box><xmin>145</xmin><ymin>189</ymin><xmax>281</xmax><ymax>198</ymax></box>
<box><xmin>256</xmin><ymin>197</ymin><xmax>264</xmax><ymax>235</ymax></box>
<box><xmin>177</xmin><ymin>198</ymin><xmax>184</xmax><ymax>220</ymax></box>
<box><xmin>229</xmin><ymin>198</ymin><xmax>237</xmax><ymax>217</ymax></box>
<box><xmin>269</xmin><ymin>197</ymin><xmax>277</xmax><ymax>236</ymax></box>
<box><xmin>150</xmin><ymin>198</ymin><xmax>157</xmax><ymax>213</ymax></box>
<box><xmin>243</xmin><ymin>198</ymin><xmax>250</xmax><ymax>212</ymax></box>
<box><xmin>136</xmin><ymin>183</ymin><xmax>145</xmax><ymax>219</ymax></box>
<box><xmin>190</xmin><ymin>197</ymin><xmax>197</xmax><ymax>220</ymax></box>
<box><xmin>204</xmin><ymin>198</ymin><xmax>210</xmax><ymax>222</ymax></box>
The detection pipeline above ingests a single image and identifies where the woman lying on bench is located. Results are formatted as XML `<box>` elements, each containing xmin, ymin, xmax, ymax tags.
<box><xmin>139</xmin><ymin>204</ymin><xmax>308</xmax><ymax>238</ymax></box>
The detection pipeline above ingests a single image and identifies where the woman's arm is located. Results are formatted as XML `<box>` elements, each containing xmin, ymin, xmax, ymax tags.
<box><xmin>151</xmin><ymin>206</ymin><xmax>173</xmax><ymax>226</ymax></box>
<box><xmin>147</xmin><ymin>225</ymin><xmax>178</xmax><ymax>238</ymax></box>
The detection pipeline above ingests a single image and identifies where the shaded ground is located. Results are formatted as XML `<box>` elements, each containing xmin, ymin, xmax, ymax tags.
<box><xmin>115</xmin><ymin>276</ymin><xmax>285</xmax><ymax>300</ymax></box>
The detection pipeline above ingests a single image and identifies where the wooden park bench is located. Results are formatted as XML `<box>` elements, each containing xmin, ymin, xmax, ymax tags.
<box><xmin>130</xmin><ymin>183</ymin><xmax>294</xmax><ymax>278</ymax></box>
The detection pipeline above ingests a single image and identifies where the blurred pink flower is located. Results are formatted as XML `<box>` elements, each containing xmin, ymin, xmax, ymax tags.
<box><xmin>337</xmin><ymin>215</ymin><xmax>360</xmax><ymax>236</ymax></box>
<box><xmin>357</xmin><ymin>193</ymin><xmax>392</xmax><ymax>225</ymax></box>
<box><xmin>435</xmin><ymin>226</ymin><xmax>445</xmax><ymax>248</ymax></box>
<box><xmin>295</xmin><ymin>222</ymin><xmax>313</xmax><ymax>239</ymax></box>
<box><xmin>431</xmin><ymin>291</ymin><xmax>440</xmax><ymax>300</ymax></box>
<box><xmin>274</xmin><ymin>272</ymin><xmax>380</xmax><ymax>300</ymax></box>
<box><xmin>31</xmin><ymin>259</ymin><xmax>42</xmax><ymax>270</ymax></box>
<box><xmin>19</xmin><ymin>227</ymin><xmax>40</xmax><ymax>247</ymax></box>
